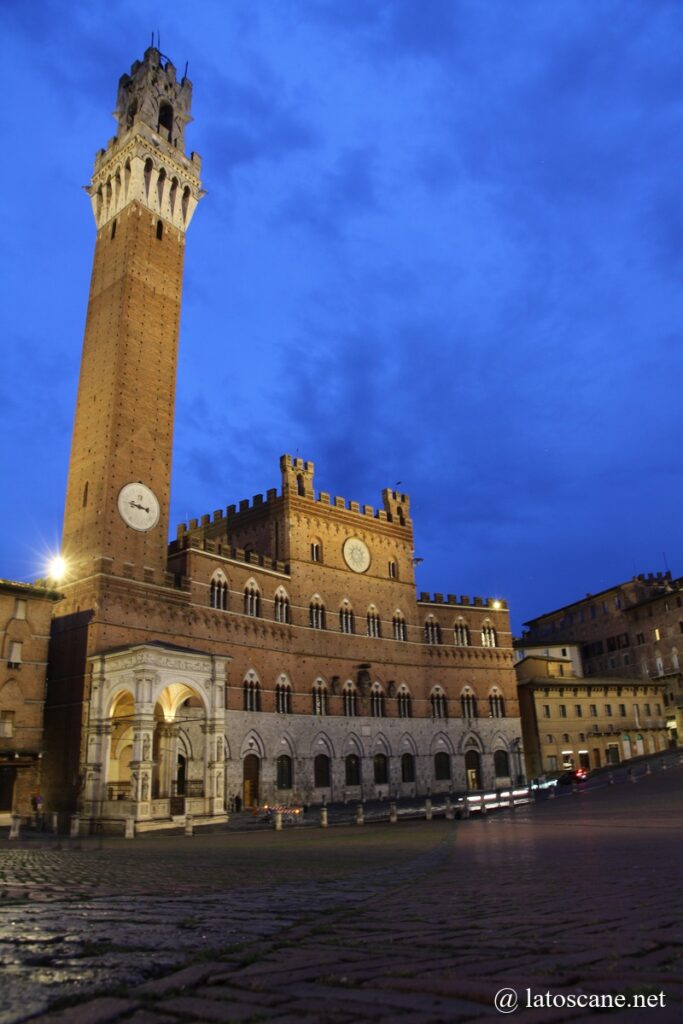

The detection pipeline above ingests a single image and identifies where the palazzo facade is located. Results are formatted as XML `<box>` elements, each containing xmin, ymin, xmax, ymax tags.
<box><xmin>44</xmin><ymin>47</ymin><xmax>523</xmax><ymax>831</ymax></box>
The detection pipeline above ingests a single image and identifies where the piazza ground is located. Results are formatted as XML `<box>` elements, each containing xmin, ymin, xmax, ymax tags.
<box><xmin>2</xmin><ymin>763</ymin><xmax>683</xmax><ymax>1023</ymax></box>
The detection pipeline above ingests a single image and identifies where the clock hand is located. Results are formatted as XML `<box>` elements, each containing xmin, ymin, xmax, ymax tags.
<box><xmin>129</xmin><ymin>501</ymin><xmax>150</xmax><ymax>513</ymax></box>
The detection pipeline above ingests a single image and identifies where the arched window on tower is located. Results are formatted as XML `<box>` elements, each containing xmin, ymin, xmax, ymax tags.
<box><xmin>393</xmin><ymin>612</ymin><xmax>407</xmax><ymax>641</ymax></box>
<box><xmin>312</xmin><ymin>680</ymin><xmax>328</xmax><ymax>716</ymax></box>
<box><xmin>489</xmin><ymin>689</ymin><xmax>506</xmax><ymax>717</ymax></box>
<box><xmin>397</xmin><ymin>686</ymin><xmax>412</xmax><ymax>718</ymax></box>
<box><xmin>158</xmin><ymin>101</ymin><xmax>174</xmax><ymax>140</ymax></box>
<box><xmin>481</xmin><ymin>623</ymin><xmax>498</xmax><ymax>648</ymax></box>
<box><xmin>454</xmin><ymin>621</ymin><xmax>471</xmax><ymax>646</ymax></box>
<box><xmin>274</xmin><ymin>589</ymin><xmax>290</xmax><ymax>624</ymax></box>
<box><xmin>339</xmin><ymin>601</ymin><xmax>354</xmax><ymax>635</ymax></box>
<box><xmin>430</xmin><ymin>687</ymin><xmax>448</xmax><ymax>719</ymax></box>
<box><xmin>370</xmin><ymin>682</ymin><xmax>385</xmax><ymax>718</ymax></box>
<box><xmin>275</xmin><ymin>676</ymin><xmax>292</xmax><ymax>714</ymax></box>
<box><xmin>343</xmin><ymin>682</ymin><xmax>358</xmax><ymax>717</ymax></box>
<box><xmin>367</xmin><ymin>606</ymin><xmax>381</xmax><ymax>638</ymax></box>
<box><xmin>461</xmin><ymin>688</ymin><xmax>478</xmax><ymax>719</ymax></box>
<box><xmin>209</xmin><ymin>571</ymin><xmax>228</xmax><ymax>611</ymax></box>
<box><xmin>388</xmin><ymin>560</ymin><xmax>398</xmax><ymax>579</ymax></box>
<box><xmin>310</xmin><ymin>539</ymin><xmax>322</xmax><ymax>562</ymax></box>
<box><xmin>244</xmin><ymin>582</ymin><xmax>261</xmax><ymax>617</ymax></box>
<box><xmin>156</xmin><ymin>219</ymin><xmax>164</xmax><ymax>241</ymax></box>
<box><xmin>309</xmin><ymin>598</ymin><xmax>326</xmax><ymax>630</ymax></box>
<box><xmin>157</xmin><ymin>168</ymin><xmax>166</xmax><ymax>209</ymax></box>
<box><xmin>243</xmin><ymin>676</ymin><xmax>261</xmax><ymax>712</ymax></box>
<box><xmin>424</xmin><ymin>617</ymin><xmax>441</xmax><ymax>645</ymax></box>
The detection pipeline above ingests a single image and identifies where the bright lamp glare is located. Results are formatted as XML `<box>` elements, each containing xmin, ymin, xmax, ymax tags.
<box><xmin>48</xmin><ymin>556</ymin><xmax>67</xmax><ymax>581</ymax></box>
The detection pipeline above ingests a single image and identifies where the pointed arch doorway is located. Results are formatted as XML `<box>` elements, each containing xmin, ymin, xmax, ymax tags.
<box><xmin>243</xmin><ymin>754</ymin><xmax>260</xmax><ymax>807</ymax></box>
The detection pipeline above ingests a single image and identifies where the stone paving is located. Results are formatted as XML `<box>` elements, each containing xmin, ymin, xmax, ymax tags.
<box><xmin>2</xmin><ymin>763</ymin><xmax>683</xmax><ymax>1023</ymax></box>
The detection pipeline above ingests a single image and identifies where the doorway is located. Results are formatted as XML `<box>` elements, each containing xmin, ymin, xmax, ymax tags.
<box><xmin>465</xmin><ymin>749</ymin><xmax>481</xmax><ymax>790</ymax></box>
<box><xmin>243</xmin><ymin>754</ymin><xmax>260</xmax><ymax>807</ymax></box>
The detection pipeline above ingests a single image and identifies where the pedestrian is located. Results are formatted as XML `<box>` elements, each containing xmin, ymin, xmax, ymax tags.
<box><xmin>234</xmin><ymin>793</ymin><xmax>242</xmax><ymax>813</ymax></box>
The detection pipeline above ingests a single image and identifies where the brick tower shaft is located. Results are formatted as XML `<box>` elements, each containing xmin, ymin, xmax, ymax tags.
<box><xmin>61</xmin><ymin>46</ymin><xmax>202</xmax><ymax>579</ymax></box>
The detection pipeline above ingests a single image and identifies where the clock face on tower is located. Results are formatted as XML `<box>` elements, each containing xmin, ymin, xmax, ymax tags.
<box><xmin>343</xmin><ymin>537</ymin><xmax>371</xmax><ymax>573</ymax></box>
<box><xmin>117</xmin><ymin>482</ymin><xmax>160</xmax><ymax>532</ymax></box>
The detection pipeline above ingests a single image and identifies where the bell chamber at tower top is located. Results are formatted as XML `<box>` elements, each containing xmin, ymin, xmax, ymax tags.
<box><xmin>87</xmin><ymin>46</ymin><xmax>203</xmax><ymax>233</ymax></box>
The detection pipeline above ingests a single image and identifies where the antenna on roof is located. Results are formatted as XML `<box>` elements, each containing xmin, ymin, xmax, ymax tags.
<box><xmin>184</xmin><ymin>61</ymin><xmax>189</xmax><ymax>79</ymax></box>
<box><xmin>150</xmin><ymin>31</ymin><xmax>154</xmax><ymax>47</ymax></box>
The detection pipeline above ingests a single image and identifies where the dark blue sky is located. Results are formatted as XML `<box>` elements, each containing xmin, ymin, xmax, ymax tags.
<box><xmin>2</xmin><ymin>0</ymin><xmax>682</xmax><ymax>633</ymax></box>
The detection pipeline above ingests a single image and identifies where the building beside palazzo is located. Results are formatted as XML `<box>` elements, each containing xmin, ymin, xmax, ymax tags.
<box><xmin>515</xmin><ymin>650</ymin><xmax>669</xmax><ymax>779</ymax></box>
<box><xmin>43</xmin><ymin>46</ymin><xmax>523</xmax><ymax>832</ymax></box>
<box><xmin>518</xmin><ymin>572</ymin><xmax>683</xmax><ymax>767</ymax></box>
<box><xmin>0</xmin><ymin>580</ymin><xmax>61</xmax><ymax>818</ymax></box>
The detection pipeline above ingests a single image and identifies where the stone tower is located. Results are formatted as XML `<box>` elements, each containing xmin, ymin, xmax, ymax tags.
<box><xmin>61</xmin><ymin>46</ymin><xmax>203</xmax><ymax>579</ymax></box>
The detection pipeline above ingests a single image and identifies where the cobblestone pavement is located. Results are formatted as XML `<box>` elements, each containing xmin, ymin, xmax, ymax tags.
<box><xmin>2</xmin><ymin>763</ymin><xmax>683</xmax><ymax>1023</ymax></box>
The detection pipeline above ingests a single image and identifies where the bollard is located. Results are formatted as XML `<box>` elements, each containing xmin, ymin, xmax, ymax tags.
<box><xmin>628</xmin><ymin>768</ymin><xmax>636</xmax><ymax>784</ymax></box>
<box><xmin>646</xmin><ymin>763</ymin><xmax>652</xmax><ymax>775</ymax></box>
<box><xmin>509</xmin><ymin>792</ymin><xmax>516</xmax><ymax>812</ymax></box>
<box><xmin>548</xmin><ymin>786</ymin><xmax>556</xmax><ymax>799</ymax></box>
<box><xmin>571</xmin><ymin>782</ymin><xmax>579</xmax><ymax>794</ymax></box>
<box><xmin>125</xmin><ymin>815</ymin><xmax>135</xmax><ymax>839</ymax></box>
<box><xmin>608</xmin><ymin>771</ymin><xmax>615</xmax><ymax>785</ymax></box>
<box><xmin>445</xmin><ymin>796</ymin><xmax>454</xmax><ymax>820</ymax></box>
<box><xmin>661</xmin><ymin>758</ymin><xmax>667</xmax><ymax>771</ymax></box>
<box><xmin>480</xmin><ymin>799</ymin><xmax>487</xmax><ymax>816</ymax></box>
<box><xmin>274</xmin><ymin>810</ymin><xmax>283</xmax><ymax>831</ymax></box>
<box><xmin>389</xmin><ymin>801</ymin><xmax>397</xmax><ymax>824</ymax></box>
<box><xmin>356</xmin><ymin>803</ymin><xmax>364</xmax><ymax>826</ymax></box>
<box><xmin>185</xmin><ymin>813</ymin><xmax>194</xmax><ymax>837</ymax></box>
<box><xmin>70</xmin><ymin>813</ymin><xmax>80</xmax><ymax>838</ymax></box>
<box><xmin>9</xmin><ymin>814</ymin><xmax>21</xmax><ymax>840</ymax></box>
<box><xmin>461</xmin><ymin>801</ymin><xmax>470</xmax><ymax>818</ymax></box>
<box><xmin>51</xmin><ymin>811</ymin><xmax>59</xmax><ymax>834</ymax></box>
<box><xmin>319</xmin><ymin>806</ymin><xmax>328</xmax><ymax>828</ymax></box>
<box><xmin>425</xmin><ymin>798</ymin><xmax>433</xmax><ymax>821</ymax></box>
